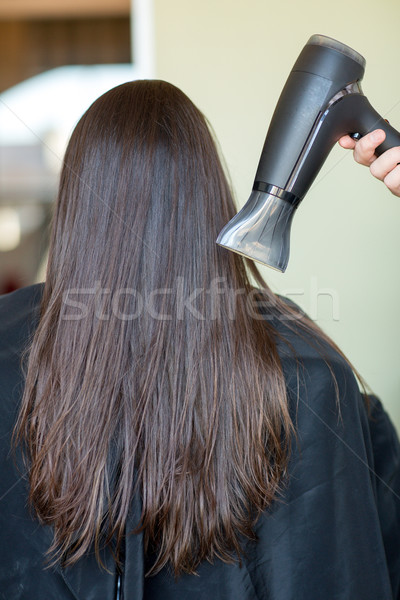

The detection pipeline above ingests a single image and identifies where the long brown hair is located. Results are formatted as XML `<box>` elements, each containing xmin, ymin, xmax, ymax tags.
<box><xmin>13</xmin><ymin>80</ymin><xmax>353</xmax><ymax>577</ymax></box>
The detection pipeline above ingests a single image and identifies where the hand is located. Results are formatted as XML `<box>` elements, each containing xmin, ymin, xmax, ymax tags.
<box><xmin>338</xmin><ymin>129</ymin><xmax>400</xmax><ymax>197</ymax></box>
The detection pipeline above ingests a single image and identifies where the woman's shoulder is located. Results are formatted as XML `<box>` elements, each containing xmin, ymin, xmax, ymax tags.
<box><xmin>257</xmin><ymin>291</ymin><xmax>354</xmax><ymax>380</ymax></box>
<box><xmin>0</xmin><ymin>282</ymin><xmax>44</xmax><ymax>413</ymax></box>
<box><xmin>0</xmin><ymin>282</ymin><xmax>44</xmax><ymax>354</ymax></box>
<box><xmin>0</xmin><ymin>280</ymin><xmax>44</xmax><ymax>316</ymax></box>
<box><xmin>256</xmin><ymin>292</ymin><xmax>367</xmax><ymax>441</ymax></box>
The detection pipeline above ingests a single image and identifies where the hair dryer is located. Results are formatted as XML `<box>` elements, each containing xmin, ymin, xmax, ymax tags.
<box><xmin>216</xmin><ymin>34</ymin><xmax>400</xmax><ymax>272</ymax></box>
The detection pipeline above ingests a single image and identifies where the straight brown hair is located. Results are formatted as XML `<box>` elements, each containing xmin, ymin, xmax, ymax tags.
<box><xmin>13</xmin><ymin>80</ymin><xmax>358</xmax><ymax>577</ymax></box>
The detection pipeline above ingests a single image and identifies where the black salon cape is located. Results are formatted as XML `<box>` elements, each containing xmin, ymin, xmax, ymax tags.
<box><xmin>0</xmin><ymin>283</ymin><xmax>399</xmax><ymax>600</ymax></box>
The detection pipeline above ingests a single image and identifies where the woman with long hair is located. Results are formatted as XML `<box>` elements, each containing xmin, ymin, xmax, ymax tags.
<box><xmin>0</xmin><ymin>80</ymin><xmax>399</xmax><ymax>599</ymax></box>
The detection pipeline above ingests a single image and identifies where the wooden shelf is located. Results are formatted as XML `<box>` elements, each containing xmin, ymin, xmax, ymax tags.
<box><xmin>0</xmin><ymin>0</ymin><xmax>130</xmax><ymax>20</ymax></box>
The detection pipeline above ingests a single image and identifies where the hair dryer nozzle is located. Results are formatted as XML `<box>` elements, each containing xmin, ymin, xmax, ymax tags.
<box><xmin>216</xmin><ymin>190</ymin><xmax>297</xmax><ymax>272</ymax></box>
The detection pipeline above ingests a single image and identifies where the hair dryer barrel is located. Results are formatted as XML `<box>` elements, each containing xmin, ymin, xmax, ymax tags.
<box><xmin>217</xmin><ymin>34</ymin><xmax>400</xmax><ymax>271</ymax></box>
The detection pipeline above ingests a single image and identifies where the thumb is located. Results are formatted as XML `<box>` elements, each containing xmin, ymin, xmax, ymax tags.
<box><xmin>338</xmin><ymin>135</ymin><xmax>356</xmax><ymax>150</ymax></box>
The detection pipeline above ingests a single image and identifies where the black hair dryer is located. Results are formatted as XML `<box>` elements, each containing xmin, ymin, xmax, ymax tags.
<box><xmin>217</xmin><ymin>34</ymin><xmax>400</xmax><ymax>272</ymax></box>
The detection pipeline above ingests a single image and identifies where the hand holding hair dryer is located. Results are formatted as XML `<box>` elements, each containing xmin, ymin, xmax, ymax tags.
<box><xmin>216</xmin><ymin>34</ymin><xmax>400</xmax><ymax>272</ymax></box>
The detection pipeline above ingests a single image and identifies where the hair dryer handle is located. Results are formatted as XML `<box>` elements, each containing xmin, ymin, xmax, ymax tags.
<box><xmin>355</xmin><ymin>98</ymin><xmax>400</xmax><ymax>156</ymax></box>
<box><xmin>287</xmin><ymin>94</ymin><xmax>400</xmax><ymax>199</ymax></box>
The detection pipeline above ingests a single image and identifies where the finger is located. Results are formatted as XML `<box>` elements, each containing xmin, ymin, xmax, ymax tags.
<box><xmin>369</xmin><ymin>146</ymin><xmax>400</xmax><ymax>181</ymax></box>
<box><xmin>338</xmin><ymin>135</ymin><xmax>356</xmax><ymax>150</ymax></box>
<box><xmin>353</xmin><ymin>129</ymin><xmax>386</xmax><ymax>166</ymax></box>
<box><xmin>383</xmin><ymin>165</ymin><xmax>400</xmax><ymax>197</ymax></box>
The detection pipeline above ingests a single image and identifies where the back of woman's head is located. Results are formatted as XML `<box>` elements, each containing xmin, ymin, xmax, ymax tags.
<box><xmin>48</xmin><ymin>79</ymin><xmax>241</xmax><ymax>298</ymax></box>
<box><xmin>15</xmin><ymin>80</ymin><xmax>293</xmax><ymax>577</ymax></box>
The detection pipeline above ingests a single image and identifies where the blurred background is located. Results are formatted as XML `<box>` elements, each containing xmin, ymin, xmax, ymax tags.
<box><xmin>0</xmin><ymin>0</ymin><xmax>145</xmax><ymax>292</ymax></box>
<box><xmin>1</xmin><ymin>0</ymin><xmax>399</xmax><ymax>429</ymax></box>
